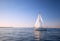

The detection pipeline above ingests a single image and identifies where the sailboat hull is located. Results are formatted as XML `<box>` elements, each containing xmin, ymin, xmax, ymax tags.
<box><xmin>35</xmin><ymin>27</ymin><xmax>47</xmax><ymax>31</ymax></box>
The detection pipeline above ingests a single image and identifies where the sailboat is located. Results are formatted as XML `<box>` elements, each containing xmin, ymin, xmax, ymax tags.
<box><xmin>34</xmin><ymin>14</ymin><xmax>47</xmax><ymax>31</ymax></box>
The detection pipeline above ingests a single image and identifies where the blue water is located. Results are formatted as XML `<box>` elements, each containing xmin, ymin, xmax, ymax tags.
<box><xmin>0</xmin><ymin>28</ymin><xmax>60</xmax><ymax>41</ymax></box>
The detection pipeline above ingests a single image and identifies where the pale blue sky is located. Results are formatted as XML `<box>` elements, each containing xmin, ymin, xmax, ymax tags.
<box><xmin>0</xmin><ymin>0</ymin><xmax>60</xmax><ymax>27</ymax></box>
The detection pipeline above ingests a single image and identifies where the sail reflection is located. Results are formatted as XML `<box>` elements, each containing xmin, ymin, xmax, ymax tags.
<box><xmin>34</xmin><ymin>30</ymin><xmax>41</xmax><ymax>41</ymax></box>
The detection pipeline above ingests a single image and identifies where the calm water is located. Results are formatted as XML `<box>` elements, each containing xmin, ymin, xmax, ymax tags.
<box><xmin>0</xmin><ymin>28</ymin><xmax>60</xmax><ymax>41</ymax></box>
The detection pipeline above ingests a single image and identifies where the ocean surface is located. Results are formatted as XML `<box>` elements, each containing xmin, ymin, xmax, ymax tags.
<box><xmin>0</xmin><ymin>27</ymin><xmax>60</xmax><ymax>41</ymax></box>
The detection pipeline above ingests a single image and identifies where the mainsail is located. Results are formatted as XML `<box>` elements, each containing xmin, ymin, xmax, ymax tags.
<box><xmin>34</xmin><ymin>14</ymin><xmax>43</xmax><ymax>29</ymax></box>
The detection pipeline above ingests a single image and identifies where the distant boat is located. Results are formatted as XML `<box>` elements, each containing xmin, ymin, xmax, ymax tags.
<box><xmin>34</xmin><ymin>13</ymin><xmax>47</xmax><ymax>31</ymax></box>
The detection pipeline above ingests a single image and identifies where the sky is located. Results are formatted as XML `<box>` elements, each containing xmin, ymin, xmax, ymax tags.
<box><xmin>0</xmin><ymin>0</ymin><xmax>60</xmax><ymax>28</ymax></box>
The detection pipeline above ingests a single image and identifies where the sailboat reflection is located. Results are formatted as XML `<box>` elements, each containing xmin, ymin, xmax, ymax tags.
<box><xmin>34</xmin><ymin>30</ymin><xmax>41</xmax><ymax>41</ymax></box>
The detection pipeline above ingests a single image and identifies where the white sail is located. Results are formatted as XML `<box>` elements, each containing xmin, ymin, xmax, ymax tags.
<box><xmin>34</xmin><ymin>14</ymin><xmax>43</xmax><ymax>29</ymax></box>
